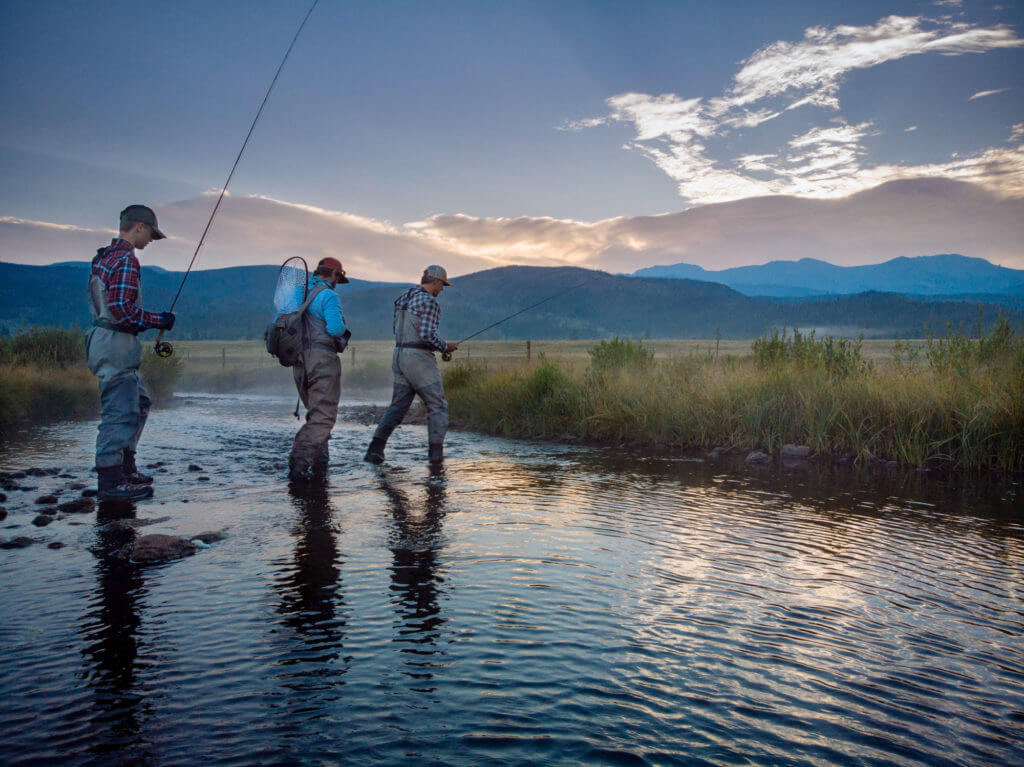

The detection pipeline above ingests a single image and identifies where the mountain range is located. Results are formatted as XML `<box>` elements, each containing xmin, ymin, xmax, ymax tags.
<box><xmin>632</xmin><ymin>254</ymin><xmax>1024</xmax><ymax>299</ymax></box>
<box><xmin>2</xmin><ymin>257</ymin><xmax>1021</xmax><ymax>341</ymax></box>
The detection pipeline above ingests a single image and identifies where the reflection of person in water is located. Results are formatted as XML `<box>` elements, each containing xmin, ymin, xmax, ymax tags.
<box><xmin>79</xmin><ymin>502</ymin><xmax>156</xmax><ymax>764</ymax></box>
<box><xmin>380</xmin><ymin>475</ymin><xmax>449</xmax><ymax>688</ymax></box>
<box><xmin>277</xmin><ymin>484</ymin><xmax>348</xmax><ymax>674</ymax></box>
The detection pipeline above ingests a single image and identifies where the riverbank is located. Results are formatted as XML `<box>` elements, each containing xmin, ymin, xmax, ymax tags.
<box><xmin>0</xmin><ymin>328</ymin><xmax>182</xmax><ymax>427</ymax></box>
<box><xmin>443</xmin><ymin>326</ymin><xmax>1024</xmax><ymax>474</ymax></box>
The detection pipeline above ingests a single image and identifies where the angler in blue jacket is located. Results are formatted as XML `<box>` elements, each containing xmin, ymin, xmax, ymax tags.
<box><xmin>289</xmin><ymin>257</ymin><xmax>351</xmax><ymax>482</ymax></box>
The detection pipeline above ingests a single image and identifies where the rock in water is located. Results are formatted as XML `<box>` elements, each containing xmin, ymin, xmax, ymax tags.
<box><xmin>35</xmin><ymin>495</ymin><xmax>58</xmax><ymax>505</ymax></box>
<box><xmin>130</xmin><ymin>534</ymin><xmax>197</xmax><ymax>563</ymax></box>
<box><xmin>58</xmin><ymin>498</ymin><xmax>95</xmax><ymax>514</ymax></box>
<box><xmin>0</xmin><ymin>507</ymin><xmax>7</xmax><ymax>521</ymax></box>
<box><xmin>745</xmin><ymin>451</ymin><xmax>771</xmax><ymax>464</ymax></box>
<box><xmin>781</xmin><ymin>444</ymin><xmax>811</xmax><ymax>460</ymax></box>
<box><xmin>192</xmin><ymin>530</ymin><xmax>227</xmax><ymax>544</ymax></box>
<box><xmin>0</xmin><ymin>536</ymin><xmax>36</xmax><ymax>549</ymax></box>
<box><xmin>32</xmin><ymin>514</ymin><xmax>54</xmax><ymax>527</ymax></box>
<box><xmin>187</xmin><ymin>464</ymin><xmax>204</xmax><ymax>472</ymax></box>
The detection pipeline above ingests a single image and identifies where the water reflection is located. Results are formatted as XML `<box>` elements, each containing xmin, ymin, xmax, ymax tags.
<box><xmin>79</xmin><ymin>501</ymin><xmax>156</xmax><ymax>766</ymax></box>
<box><xmin>277</xmin><ymin>484</ymin><xmax>349</xmax><ymax>677</ymax></box>
<box><xmin>380</xmin><ymin>472</ymin><xmax>449</xmax><ymax>691</ymax></box>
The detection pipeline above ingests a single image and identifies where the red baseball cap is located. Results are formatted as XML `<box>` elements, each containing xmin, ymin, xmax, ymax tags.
<box><xmin>317</xmin><ymin>257</ymin><xmax>349</xmax><ymax>283</ymax></box>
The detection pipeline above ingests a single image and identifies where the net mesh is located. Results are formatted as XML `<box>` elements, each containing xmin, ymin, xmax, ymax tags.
<box><xmin>274</xmin><ymin>257</ymin><xmax>308</xmax><ymax>314</ymax></box>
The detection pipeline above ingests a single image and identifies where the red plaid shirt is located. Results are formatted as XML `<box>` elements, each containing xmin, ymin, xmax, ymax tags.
<box><xmin>90</xmin><ymin>239</ymin><xmax>164</xmax><ymax>333</ymax></box>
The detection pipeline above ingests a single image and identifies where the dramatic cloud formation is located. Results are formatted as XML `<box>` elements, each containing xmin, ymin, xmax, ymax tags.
<box><xmin>4</xmin><ymin>179</ymin><xmax>1022</xmax><ymax>277</ymax></box>
<box><xmin>1</xmin><ymin>194</ymin><xmax>493</xmax><ymax>281</ymax></box>
<box><xmin>565</xmin><ymin>15</ymin><xmax>1024</xmax><ymax>205</ymax></box>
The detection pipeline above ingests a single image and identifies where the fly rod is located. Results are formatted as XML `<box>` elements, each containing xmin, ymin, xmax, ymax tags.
<box><xmin>442</xmin><ymin>271</ymin><xmax>612</xmax><ymax>361</ymax></box>
<box><xmin>153</xmin><ymin>0</ymin><xmax>320</xmax><ymax>357</ymax></box>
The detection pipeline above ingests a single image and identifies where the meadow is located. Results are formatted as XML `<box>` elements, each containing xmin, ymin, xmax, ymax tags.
<box><xmin>441</xmin><ymin>324</ymin><xmax>1024</xmax><ymax>474</ymax></box>
<box><xmin>0</xmin><ymin>327</ymin><xmax>181</xmax><ymax>427</ymax></box>
<box><xmin>3</xmin><ymin>328</ymin><xmax>1021</xmax><ymax>475</ymax></box>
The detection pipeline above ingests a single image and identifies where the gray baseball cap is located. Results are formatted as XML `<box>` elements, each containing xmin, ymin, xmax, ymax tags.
<box><xmin>423</xmin><ymin>264</ymin><xmax>451</xmax><ymax>286</ymax></box>
<box><xmin>120</xmin><ymin>204</ymin><xmax>166</xmax><ymax>240</ymax></box>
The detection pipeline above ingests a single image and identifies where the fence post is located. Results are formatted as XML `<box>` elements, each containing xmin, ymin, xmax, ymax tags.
<box><xmin>351</xmin><ymin>346</ymin><xmax>356</xmax><ymax>369</ymax></box>
<box><xmin>527</xmin><ymin>340</ymin><xmax>531</xmax><ymax>362</ymax></box>
<box><xmin>222</xmin><ymin>347</ymin><xmax>226</xmax><ymax>370</ymax></box>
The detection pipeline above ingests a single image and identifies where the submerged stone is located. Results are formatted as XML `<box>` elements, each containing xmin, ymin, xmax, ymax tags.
<box><xmin>58</xmin><ymin>498</ymin><xmax>95</xmax><ymax>514</ymax></box>
<box><xmin>47</xmin><ymin>541</ymin><xmax>65</xmax><ymax>550</ymax></box>
<box><xmin>35</xmin><ymin>495</ymin><xmax>58</xmax><ymax>505</ymax></box>
<box><xmin>37</xmin><ymin>507</ymin><xmax>58</xmax><ymax>516</ymax></box>
<box><xmin>745</xmin><ymin>451</ymin><xmax>771</xmax><ymax>465</ymax></box>
<box><xmin>81</xmin><ymin>489</ymin><xmax>98</xmax><ymax>498</ymax></box>
<box><xmin>31</xmin><ymin>515</ymin><xmax>53</xmax><ymax>527</ymax></box>
<box><xmin>187</xmin><ymin>464</ymin><xmax>204</xmax><ymax>472</ymax></box>
<box><xmin>192</xmin><ymin>530</ymin><xmax>227</xmax><ymax>544</ymax></box>
<box><xmin>130</xmin><ymin>534</ymin><xmax>197</xmax><ymax>563</ymax></box>
<box><xmin>0</xmin><ymin>536</ymin><xmax>35</xmax><ymax>549</ymax></box>
<box><xmin>781</xmin><ymin>444</ymin><xmax>811</xmax><ymax>460</ymax></box>
<box><xmin>0</xmin><ymin>493</ymin><xmax>6</xmax><ymax>502</ymax></box>
<box><xmin>0</xmin><ymin>507</ymin><xmax>6</xmax><ymax>521</ymax></box>
<box><xmin>197</xmin><ymin>476</ymin><xmax>210</xmax><ymax>482</ymax></box>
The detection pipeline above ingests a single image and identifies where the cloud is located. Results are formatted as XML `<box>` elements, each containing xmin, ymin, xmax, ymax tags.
<box><xmin>406</xmin><ymin>178</ymin><xmax>1024</xmax><ymax>272</ymax></box>
<box><xmin>568</xmin><ymin>14</ymin><xmax>1024</xmax><ymax>205</ymax></box>
<box><xmin>968</xmin><ymin>87</ymin><xmax>1011</xmax><ymax>100</ymax></box>
<box><xmin>4</xmin><ymin>179</ymin><xmax>1023</xmax><ymax>277</ymax></box>
<box><xmin>0</xmin><ymin>195</ymin><xmax>494</xmax><ymax>281</ymax></box>
<box><xmin>905</xmin><ymin>125</ymin><xmax>918</xmax><ymax>132</ymax></box>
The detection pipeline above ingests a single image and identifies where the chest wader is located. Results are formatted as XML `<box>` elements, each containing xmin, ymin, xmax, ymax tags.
<box><xmin>289</xmin><ymin>287</ymin><xmax>342</xmax><ymax>481</ymax></box>
<box><xmin>365</xmin><ymin>295</ymin><xmax>449</xmax><ymax>464</ymax></box>
<box><xmin>84</xmin><ymin>272</ymin><xmax>154</xmax><ymax>499</ymax></box>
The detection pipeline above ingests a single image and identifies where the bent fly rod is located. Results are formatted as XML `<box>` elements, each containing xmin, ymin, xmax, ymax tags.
<box><xmin>442</xmin><ymin>271</ymin><xmax>612</xmax><ymax>361</ymax></box>
<box><xmin>153</xmin><ymin>0</ymin><xmax>320</xmax><ymax>357</ymax></box>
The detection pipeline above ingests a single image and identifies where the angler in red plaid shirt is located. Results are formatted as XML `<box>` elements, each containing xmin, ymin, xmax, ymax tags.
<box><xmin>85</xmin><ymin>205</ymin><xmax>175</xmax><ymax>501</ymax></box>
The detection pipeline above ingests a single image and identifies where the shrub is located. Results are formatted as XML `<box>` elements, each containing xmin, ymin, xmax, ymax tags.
<box><xmin>588</xmin><ymin>337</ymin><xmax>654</xmax><ymax>371</ymax></box>
<box><xmin>0</xmin><ymin>327</ymin><xmax>85</xmax><ymax>367</ymax></box>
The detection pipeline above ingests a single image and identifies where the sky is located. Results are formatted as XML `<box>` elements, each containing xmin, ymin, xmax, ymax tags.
<box><xmin>1</xmin><ymin>0</ymin><xmax>1022</xmax><ymax>280</ymax></box>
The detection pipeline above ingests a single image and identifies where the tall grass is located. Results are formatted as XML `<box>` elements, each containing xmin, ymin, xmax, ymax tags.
<box><xmin>444</xmin><ymin>324</ymin><xmax>1024</xmax><ymax>473</ymax></box>
<box><xmin>0</xmin><ymin>326</ymin><xmax>182</xmax><ymax>426</ymax></box>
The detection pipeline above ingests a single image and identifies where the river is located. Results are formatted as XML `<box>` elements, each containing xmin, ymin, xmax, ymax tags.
<box><xmin>1</xmin><ymin>393</ymin><xmax>1022</xmax><ymax>766</ymax></box>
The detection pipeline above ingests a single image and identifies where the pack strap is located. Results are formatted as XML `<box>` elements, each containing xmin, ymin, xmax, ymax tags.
<box><xmin>297</xmin><ymin>283</ymin><xmax>329</xmax><ymax>314</ymax></box>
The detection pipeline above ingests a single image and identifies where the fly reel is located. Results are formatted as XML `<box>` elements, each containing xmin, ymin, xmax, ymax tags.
<box><xmin>441</xmin><ymin>350</ymin><xmax>453</xmax><ymax>362</ymax></box>
<box><xmin>154</xmin><ymin>341</ymin><xmax>174</xmax><ymax>358</ymax></box>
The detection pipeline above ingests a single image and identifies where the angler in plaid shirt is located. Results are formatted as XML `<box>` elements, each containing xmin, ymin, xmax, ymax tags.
<box><xmin>85</xmin><ymin>205</ymin><xmax>175</xmax><ymax>501</ymax></box>
<box><xmin>365</xmin><ymin>265</ymin><xmax>458</xmax><ymax>466</ymax></box>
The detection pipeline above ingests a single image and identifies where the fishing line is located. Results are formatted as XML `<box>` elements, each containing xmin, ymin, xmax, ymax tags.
<box><xmin>153</xmin><ymin>0</ymin><xmax>320</xmax><ymax>357</ymax></box>
<box><xmin>442</xmin><ymin>271</ymin><xmax>613</xmax><ymax>361</ymax></box>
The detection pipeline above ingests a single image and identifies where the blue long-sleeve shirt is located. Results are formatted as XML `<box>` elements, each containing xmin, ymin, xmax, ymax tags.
<box><xmin>306</xmin><ymin>275</ymin><xmax>347</xmax><ymax>337</ymax></box>
<box><xmin>278</xmin><ymin>275</ymin><xmax>347</xmax><ymax>337</ymax></box>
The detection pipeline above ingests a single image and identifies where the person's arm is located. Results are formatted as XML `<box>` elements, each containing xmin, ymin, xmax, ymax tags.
<box><xmin>321</xmin><ymin>290</ymin><xmax>348</xmax><ymax>337</ymax></box>
<box><xmin>106</xmin><ymin>255</ymin><xmax>166</xmax><ymax>332</ymax></box>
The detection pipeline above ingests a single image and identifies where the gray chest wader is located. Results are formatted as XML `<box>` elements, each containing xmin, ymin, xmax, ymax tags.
<box><xmin>392</xmin><ymin>300</ymin><xmax>448</xmax><ymax>443</ymax></box>
<box><xmin>85</xmin><ymin>273</ymin><xmax>143</xmax><ymax>386</ymax></box>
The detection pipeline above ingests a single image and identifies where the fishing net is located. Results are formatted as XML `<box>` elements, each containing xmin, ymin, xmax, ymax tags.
<box><xmin>274</xmin><ymin>257</ymin><xmax>308</xmax><ymax>314</ymax></box>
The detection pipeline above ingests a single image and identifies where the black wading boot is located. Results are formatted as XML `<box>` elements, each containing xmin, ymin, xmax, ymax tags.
<box><xmin>428</xmin><ymin>443</ymin><xmax>444</xmax><ymax>466</ymax></box>
<box><xmin>363</xmin><ymin>437</ymin><xmax>386</xmax><ymax>465</ymax></box>
<box><xmin>97</xmin><ymin>465</ymin><xmax>154</xmax><ymax>502</ymax></box>
<box><xmin>122</xmin><ymin>449</ymin><xmax>153</xmax><ymax>485</ymax></box>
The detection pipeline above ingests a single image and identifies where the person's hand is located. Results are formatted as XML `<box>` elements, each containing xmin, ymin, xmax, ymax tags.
<box><xmin>158</xmin><ymin>312</ymin><xmax>176</xmax><ymax>331</ymax></box>
<box><xmin>446</xmin><ymin>342</ymin><xmax>458</xmax><ymax>353</ymax></box>
<box><xmin>336</xmin><ymin>329</ymin><xmax>352</xmax><ymax>352</ymax></box>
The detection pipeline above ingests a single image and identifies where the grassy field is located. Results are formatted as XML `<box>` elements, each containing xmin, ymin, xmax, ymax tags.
<box><xmin>441</xmin><ymin>327</ymin><xmax>1024</xmax><ymax>474</ymax></box>
<box><xmin>0</xmin><ymin>328</ymin><xmax>182</xmax><ymax>427</ymax></box>
<box><xmin>169</xmin><ymin>336</ymin><xmax>928</xmax><ymax>394</ymax></box>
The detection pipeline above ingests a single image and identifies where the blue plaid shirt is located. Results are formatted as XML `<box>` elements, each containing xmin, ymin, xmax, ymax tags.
<box><xmin>394</xmin><ymin>286</ymin><xmax>446</xmax><ymax>351</ymax></box>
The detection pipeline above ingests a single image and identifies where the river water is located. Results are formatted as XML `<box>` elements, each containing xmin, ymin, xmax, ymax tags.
<box><xmin>0</xmin><ymin>393</ymin><xmax>1022</xmax><ymax>766</ymax></box>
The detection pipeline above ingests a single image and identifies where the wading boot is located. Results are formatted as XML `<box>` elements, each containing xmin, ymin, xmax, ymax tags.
<box><xmin>288</xmin><ymin>455</ymin><xmax>317</xmax><ymax>484</ymax></box>
<box><xmin>428</xmin><ymin>443</ymin><xmax>444</xmax><ymax>466</ymax></box>
<box><xmin>363</xmin><ymin>437</ymin><xmax>386</xmax><ymax>465</ymax></box>
<box><xmin>97</xmin><ymin>465</ymin><xmax>154</xmax><ymax>502</ymax></box>
<box><xmin>122</xmin><ymin>449</ymin><xmax>153</xmax><ymax>485</ymax></box>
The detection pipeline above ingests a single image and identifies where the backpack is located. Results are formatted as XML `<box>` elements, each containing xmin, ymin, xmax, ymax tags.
<box><xmin>265</xmin><ymin>284</ymin><xmax>328</xmax><ymax>367</ymax></box>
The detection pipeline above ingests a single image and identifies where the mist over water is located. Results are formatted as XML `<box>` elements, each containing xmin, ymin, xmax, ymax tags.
<box><xmin>1</xmin><ymin>393</ymin><xmax>1022</xmax><ymax>765</ymax></box>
